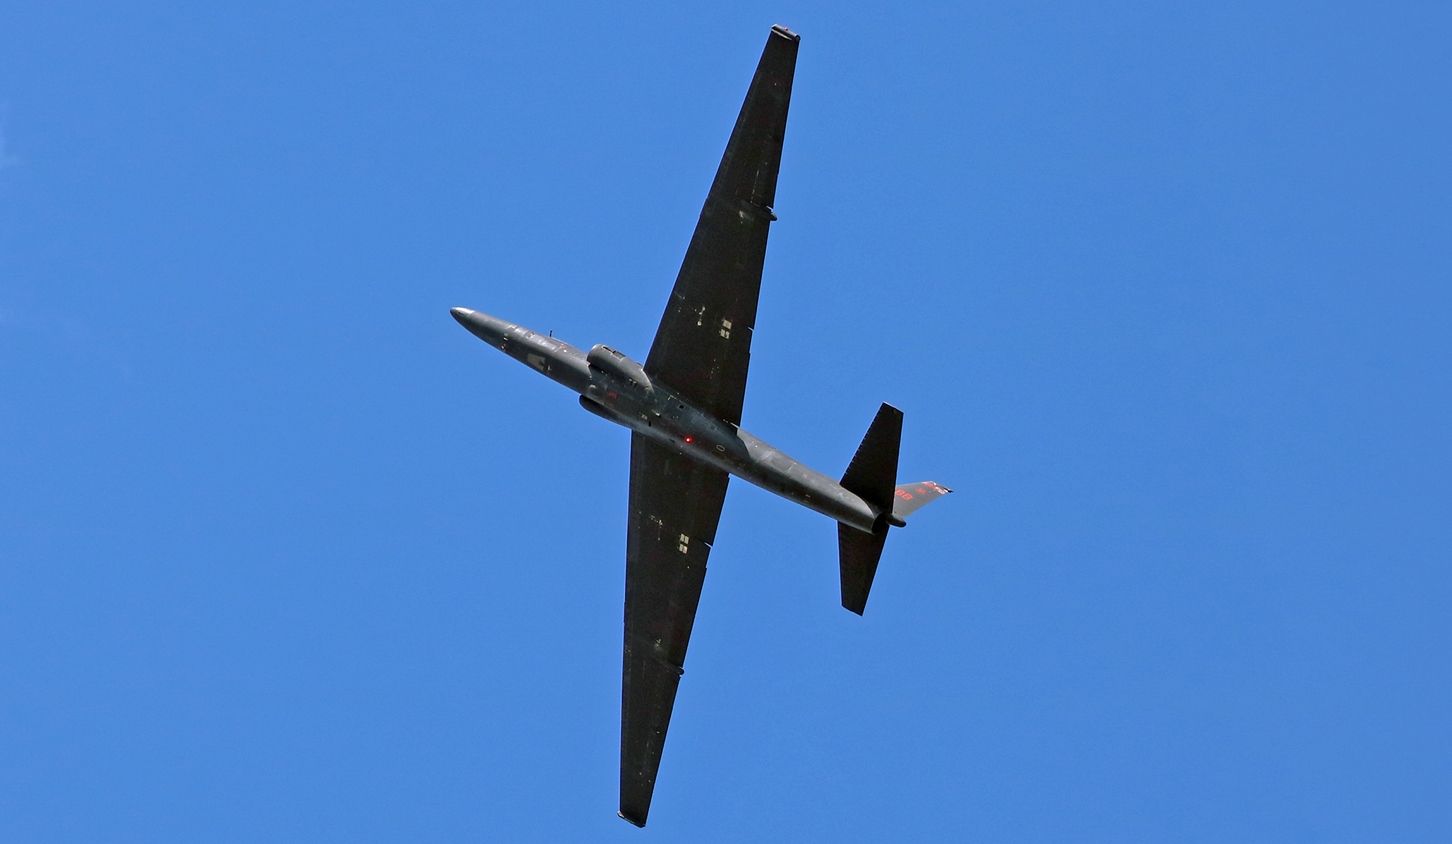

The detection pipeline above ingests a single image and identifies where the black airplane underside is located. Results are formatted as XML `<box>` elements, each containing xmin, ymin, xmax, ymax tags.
<box><xmin>449</xmin><ymin>25</ymin><xmax>950</xmax><ymax>828</ymax></box>
<box><xmin>450</xmin><ymin>307</ymin><xmax>882</xmax><ymax>533</ymax></box>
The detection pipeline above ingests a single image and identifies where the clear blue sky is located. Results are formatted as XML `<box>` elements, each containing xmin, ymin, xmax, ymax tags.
<box><xmin>3</xmin><ymin>3</ymin><xmax>1448</xmax><ymax>841</ymax></box>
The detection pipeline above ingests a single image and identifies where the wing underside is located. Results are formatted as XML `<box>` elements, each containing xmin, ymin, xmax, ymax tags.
<box><xmin>620</xmin><ymin>25</ymin><xmax>798</xmax><ymax>827</ymax></box>
<box><xmin>619</xmin><ymin>434</ymin><xmax>729</xmax><ymax>826</ymax></box>
<box><xmin>642</xmin><ymin>25</ymin><xmax>799</xmax><ymax>426</ymax></box>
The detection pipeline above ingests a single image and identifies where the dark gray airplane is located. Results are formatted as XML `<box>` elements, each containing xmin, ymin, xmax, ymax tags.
<box><xmin>451</xmin><ymin>25</ymin><xmax>950</xmax><ymax>827</ymax></box>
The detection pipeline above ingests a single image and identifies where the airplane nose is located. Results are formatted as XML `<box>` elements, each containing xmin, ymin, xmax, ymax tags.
<box><xmin>450</xmin><ymin>306</ymin><xmax>509</xmax><ymax>346</ymax></box>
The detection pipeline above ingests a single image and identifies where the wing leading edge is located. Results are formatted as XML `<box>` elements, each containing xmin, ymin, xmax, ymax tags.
<box><xmin>643</xmin><ymin>25</ymin><xmax>799</xmax><ymax>426</ymax></box>
<box><xmin>619</xmin><ymin>434</ymin><xmax>729</xmax><ymax>826</ymax></box>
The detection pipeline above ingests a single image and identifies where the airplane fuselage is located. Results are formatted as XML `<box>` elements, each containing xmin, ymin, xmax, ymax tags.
<box><xmin>452</xmin><ymin>307</ymin><xmax>883</xmax><ymax>534</ymax></box>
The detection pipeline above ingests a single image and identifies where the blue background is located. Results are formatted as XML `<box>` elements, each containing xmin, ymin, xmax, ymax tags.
<box><xmin>3</xmin><ymin>3</ymin><xmax>1448</xmax><ymax>840</ymax></box>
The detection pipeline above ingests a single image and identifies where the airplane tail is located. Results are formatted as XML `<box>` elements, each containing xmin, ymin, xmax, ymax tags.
<box><xmin>837</xmin><ymin>523</ymin><xmax>888</xmax><ymax>615</ymax></box>
<box><xmin>836</xmin><ymin>403</ymin><xmax>951</xmax><ymax>615</ymax></box>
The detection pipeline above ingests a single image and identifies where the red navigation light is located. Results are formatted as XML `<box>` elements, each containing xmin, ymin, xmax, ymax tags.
<box><xmin>683</xmin><ymin>435</ymin><xmax>695</xmax><ymax>444</ymax></box>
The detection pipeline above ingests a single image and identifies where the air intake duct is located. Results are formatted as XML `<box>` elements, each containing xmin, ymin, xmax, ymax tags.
<box><xmin>587</xmin><ymin>344</ymin><xmax>653</xmax><ymax>394</ymax></box>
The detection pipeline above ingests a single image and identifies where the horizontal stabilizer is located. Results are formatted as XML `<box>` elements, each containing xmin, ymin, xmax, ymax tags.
<box><xmin>838</xmin><ymin>403</ymin><xmax>903</xmax><ymax>614</ymax></box>
<box><xmin>840</xmin><ymin>403</ymin><xmax>903</xmax><ymax>514</ymax></box>
<box><xmin>839</xmin><ymin>523</ymin><xmax>887</xmax><ymax>615</ymax></box>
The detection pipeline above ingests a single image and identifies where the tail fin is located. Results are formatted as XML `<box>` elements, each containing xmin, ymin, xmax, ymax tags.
<box><xmin>892</xmin><ymin>481</ymin><xmax>953</xmax><ymax>520</ymax></box>
<box><xmin>837</xmin><ymin>404</ymin><xmax>903</xmax><ymax>615</ymax></box>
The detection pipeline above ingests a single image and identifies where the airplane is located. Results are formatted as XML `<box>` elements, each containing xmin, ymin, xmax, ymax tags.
<box><xmin>450</xmin><ymin>24</ymin><xmax>950</xmax><ymax>827</ymax></box>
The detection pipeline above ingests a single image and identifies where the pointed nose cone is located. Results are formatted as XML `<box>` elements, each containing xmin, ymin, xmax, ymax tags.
<box><xmin>449</xmin><ymin>306</ymin><xmax>509</xmax><ymax>346</ymax></box>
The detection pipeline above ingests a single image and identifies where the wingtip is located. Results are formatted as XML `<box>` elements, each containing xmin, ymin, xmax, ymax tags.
<box><xmin>618</xmin><ymin>810</ymin><xmax>647</xmax><ymax>828</ymax></box>
<box><xmin>770</xmin><ymin>24</ymin><xmax>800</xmax><ymax>41</ymax></box>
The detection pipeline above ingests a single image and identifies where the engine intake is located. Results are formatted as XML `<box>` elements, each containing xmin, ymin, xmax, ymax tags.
<box><xmin>587</xmin><ymin>344</ymin><xmax>653</xmax><ymax>393</ymax></box>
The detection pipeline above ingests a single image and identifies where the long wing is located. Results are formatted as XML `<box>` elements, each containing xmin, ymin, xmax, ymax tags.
<box><xmin>618</xmin><ymin>434</ymin><xmax>730</xmax><ymax>826</ymax></box>
<box><xmin>643</xmin><ymin>25</ymin><xmax>799</xmax><ymax>426</ymax></box>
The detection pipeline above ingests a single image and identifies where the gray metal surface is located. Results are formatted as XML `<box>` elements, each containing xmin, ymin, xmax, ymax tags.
<box><xmin>449</xmin><ymin>24</ymin><xmax>949</xmax><ymax>828</ymax></box>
